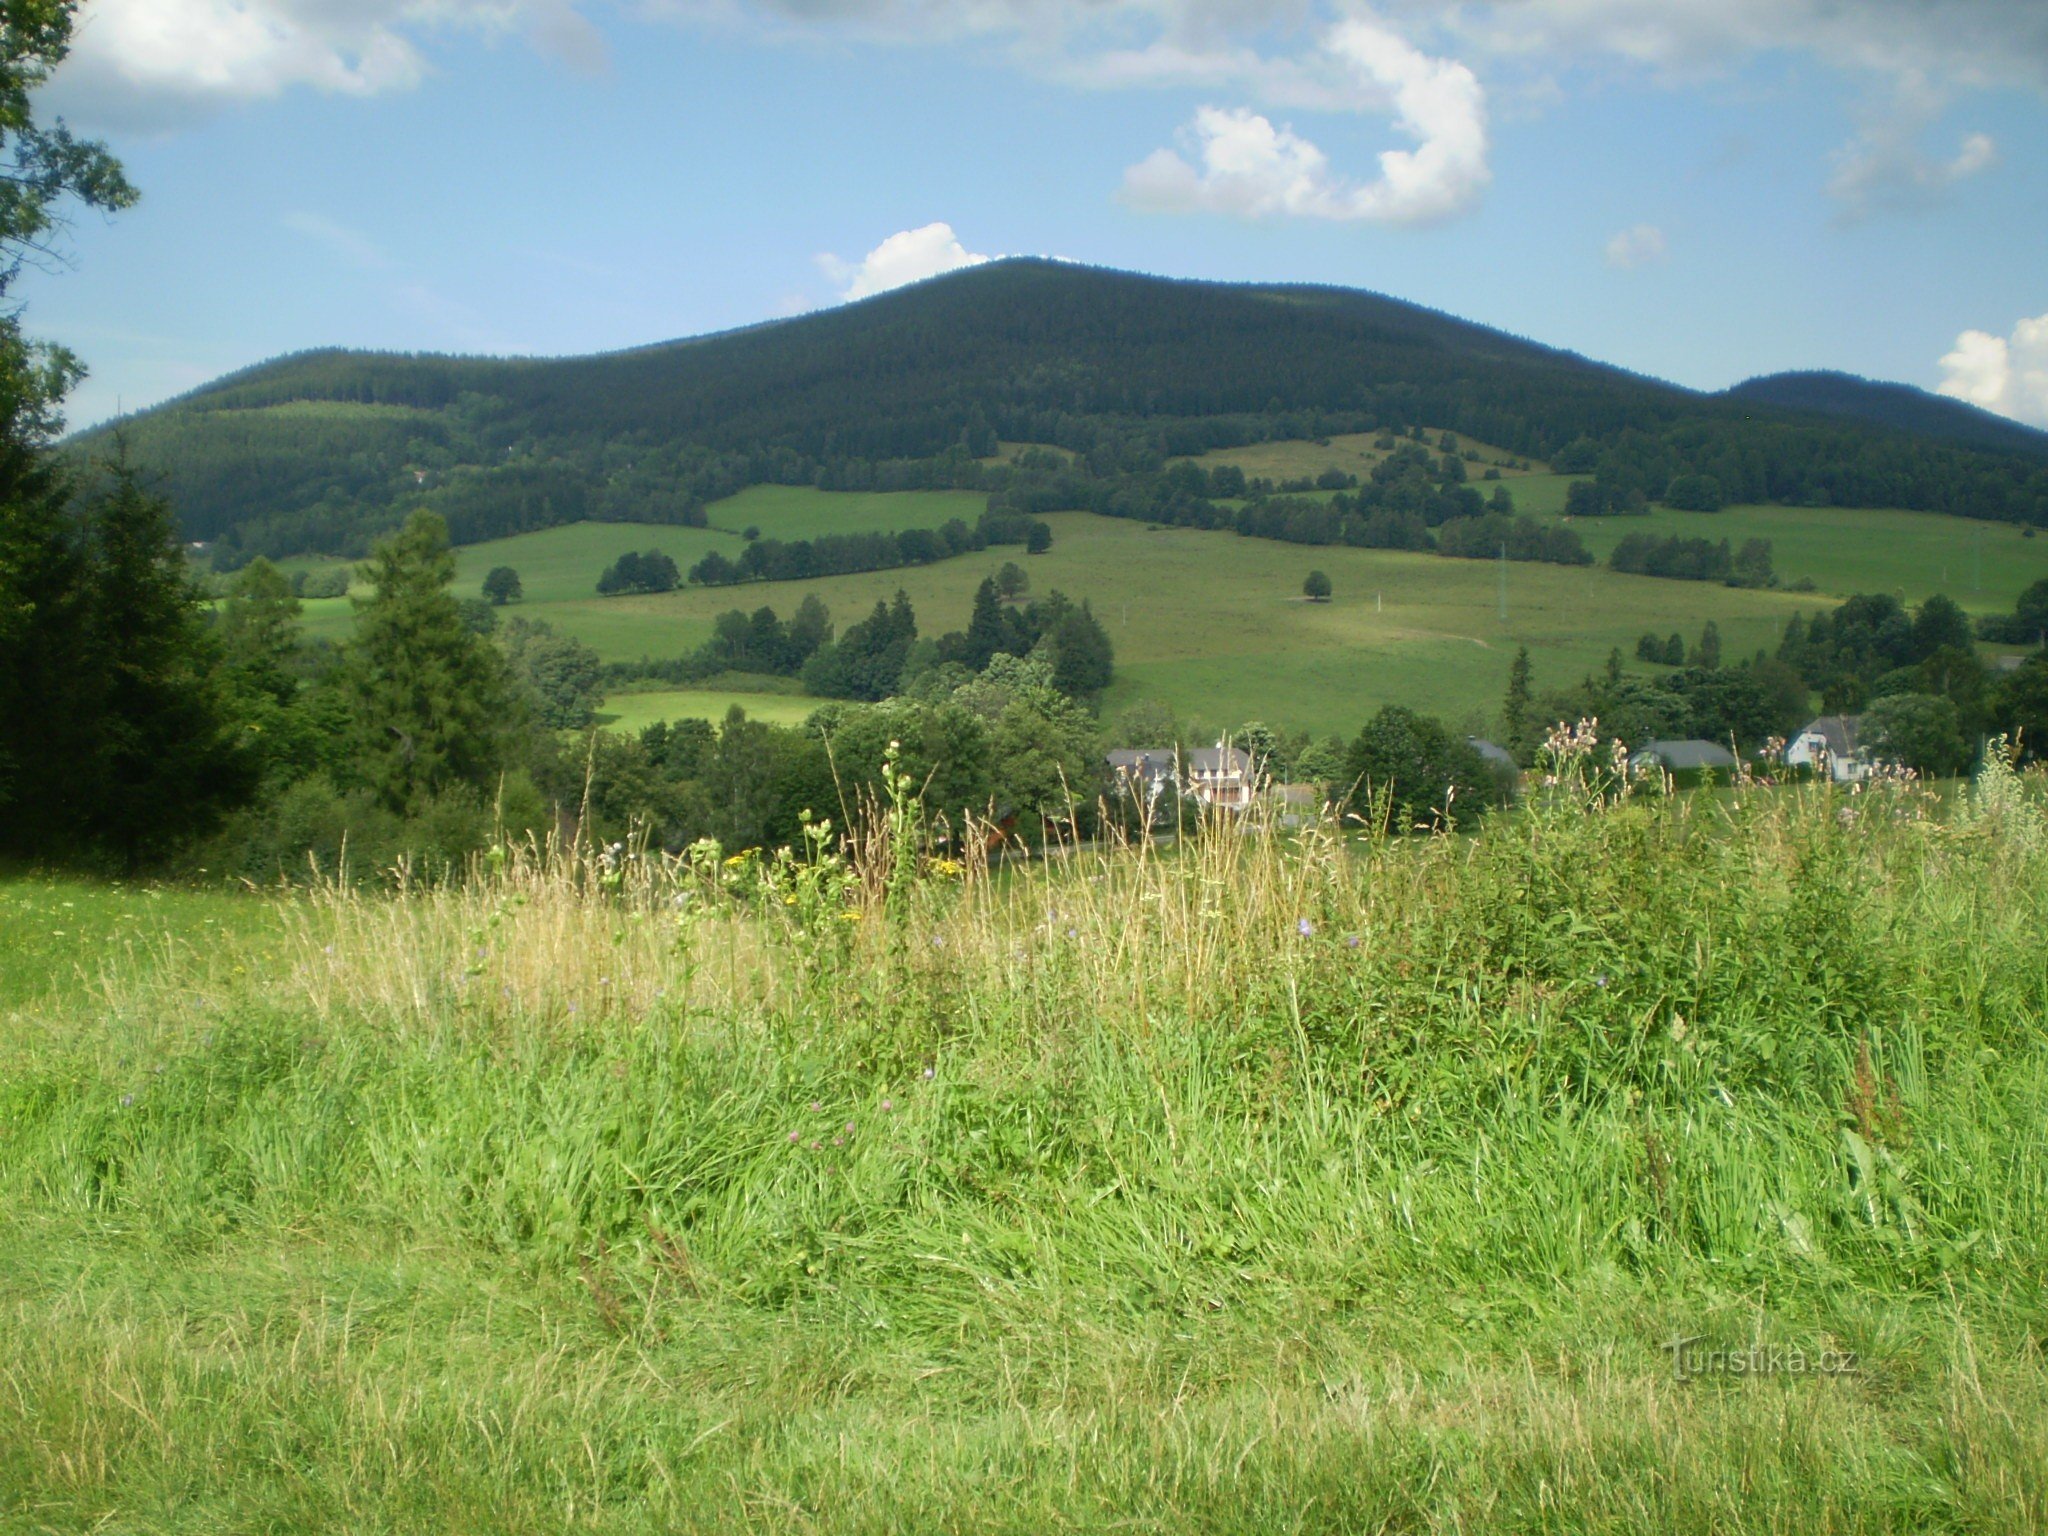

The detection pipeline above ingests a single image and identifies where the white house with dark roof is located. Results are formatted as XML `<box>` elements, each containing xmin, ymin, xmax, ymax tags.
<box><xmin>1106</xmin><ymin>743</ymin><xmax>1259</xmax><ymax>815</ymax></box>
<box><xmin>1785</xmin><ymin>715</ymin><xmax>1871</xmax><ymax>782</ymax></box>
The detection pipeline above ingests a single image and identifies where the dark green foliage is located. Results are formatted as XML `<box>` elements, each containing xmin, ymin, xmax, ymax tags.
<box><xmin>692</xmin><ymin>518</ymin><xmax>1002</xmax><ymax>588</ymax></box>
<box><xmin>294</xmin><ymin>568</ymin><xmax>349</xmax><ymax>599</ymax></box>
<box><xmin>340</xmin><ymin>511</ymin><xmax>514</xmax><ymax>812</ymax></box>
<box><xmin>502</xmin><ymin>619</ymin><xmax>603</xmax><ymax>731</ymax></box>
<box><xmin>1436</xmin><ymin>512</ymin><xmax>1591</xmax><ymax>565</ymax></box>
<box><xmin>1610</xmin><ymin>533</ymin><xmax>1774</xmax><ymax>586</ymax></box>
<box><xmin>1303</xmin><ymin>568</ymin><xmax>1332</xmax><ymax>601</ymax></box>
<box><xmin>1696</xmin><ymin>621</ymin><xmax>1722</xmax><ymax>670</ymax></box>
<box><xmin>79</xmin><ymin>263</ymin><xmax>2048</xmax><ymax>567</ymax></box>
<box><xmin>597</xmin><ymin>549</ymin><xmax>680</xmax><ymax>595</ymax></box>
<box><xmin>1025</xmin><ymin>520</ymin><xmax>1053</xmax><ymax>555</ymax></box>
<box><xmin>1862</xmin><ymin>693</ymin><xmax>1971</xmax><ymax>775</ymax></box>
<box><xmin>1501</xmin><ymin>646</ymin><xmax>1532</xmax><ymax>760</ymax></box>
<box><xmin>1977</xmin><ymin>578</ymin><xmax>2048</xmax><ymax>645</ymax></box>
<box><xmin>74</xmin><ymin>461</ymin><xmax>255</xmax><ymax>869</ymax></box>
<box><xmin>1342</xmin><ymin>706</ymin><xmax>1498</xmax><ymax>832</ymax></box>
<box><xmin>995</xmin><ymin>561</ymin><xmax>1029</xmax><ymax>600</ymax></box>
<box><xmin>1042</xmin><ymin>598</ymin><xmax>1115</xmax><ymax>698</ymax></box>
<box><xmin>482</xmin><ymin>565</ymin><xmax>522</xmax><ymax>604</ymax></box>
<box><xmin>1728</xmin><ymin>370</ymin><xmax>2048</xmax><ymax>458</ymax></box>
<box><xmin>803</xmin><ymin>592</ymin><xmax>919</xmax><ymax>702</ymax></box>
<box><xmin>1663</xmin><ymin>473</ymin><xmax>1726</xmax><ymax>511</ymax></box>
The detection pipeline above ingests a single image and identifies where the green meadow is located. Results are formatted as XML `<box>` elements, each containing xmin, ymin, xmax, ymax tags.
<box><xmin>5</xmin><ymin>765</ymin><xmax>2046</xmax><ymax>1531</ymax></box>
<box><xmin>273</xmin><ymin>477</ymin><xmax>2048</xmax><ymax>740</ymax></box>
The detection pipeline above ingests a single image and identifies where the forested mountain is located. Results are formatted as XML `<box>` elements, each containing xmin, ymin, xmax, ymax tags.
<box><xmin>1724</xmin><ymin>371</ymin><xmax>2048</xmax><ymax>459</ymax></box>
<box><xmin>77</xmin><ymin>259</ymin><xmax>2048</xmax><ymax>563</ymax></box>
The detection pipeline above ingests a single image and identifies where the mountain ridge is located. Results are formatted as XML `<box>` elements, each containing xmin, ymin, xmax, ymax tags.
<box><xmin>81</xmin><ymin>258</ymin><xmax>2048</xmax><ymax>561</ymax></box>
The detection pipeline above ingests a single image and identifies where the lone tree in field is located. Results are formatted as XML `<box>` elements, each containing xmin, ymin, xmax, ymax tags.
<box><xmin>1303</xmin><ymin>570</ymin><xmax>1332</xmax><ymax>602</ymax></box>
<box><xmin>1025</xmin><ymin>521</ymin><xmax>1053</xmax><ymax>555</ymax></box>
<box><xmin>482</xmin><ymin>565</ymin><xmax>522</xmax><ymax>605</ymax></box>
<box><xmin>342</xmin><ymin>510</ymin><xmax>512</xmax><ymax>813</ymax></box>
<box><xmin>996</xmin><ymin>561</ymin><xmax>1029</xmax><ymax>600</ymax></box>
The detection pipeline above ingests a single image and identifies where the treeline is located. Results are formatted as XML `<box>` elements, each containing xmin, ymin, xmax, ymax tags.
<box><xmin>990</xmin><ymin>443</ymin><xmax>1594</xmax><ymax>569</ymax></box>
<box><xmin>1609</xmin><ymin>533</ymin><xmax>1776</xmax><ymax>586</ymax></box>
<box><xmin>1499</xmin><ymin>585</ymin><xmax>2048</xmax><ymax>779</ymax></box>
<box><xmin>84</xmin><ymin>261</ymin><xmax>2048</xmax><ymax>568</ymax></box>
<box><xmin>685</xmin><ymin>511</ymin><xmax>1049</xmax><ymax>588</ymax></box>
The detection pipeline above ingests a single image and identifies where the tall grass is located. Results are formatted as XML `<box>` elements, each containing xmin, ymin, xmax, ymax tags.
<box><xmin>3</xmin><ymin>753</ymin><xmax>2046</xmax><ymax>1531</ymax></box>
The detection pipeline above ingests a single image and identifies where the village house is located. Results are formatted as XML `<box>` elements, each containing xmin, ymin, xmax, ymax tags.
<box><xmin>1106</xmin><ymin>743</ymin><xmax>1260</xmax><ymax>817</ymax></box>
<box><xmin>1629</xmin><ymin>739</ymin><xmax>1739</xmax><ymax>778</ymax></box>
<box><xmin>1784</xmin><ymin>715</ymin><xmax>1871</xmax><ymax>782</ymax></box>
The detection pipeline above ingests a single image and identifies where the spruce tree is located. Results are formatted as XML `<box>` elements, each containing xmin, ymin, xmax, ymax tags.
<box><xmin>1502</xmin><ymin>645</ymin><xmax>1532</xmax><ymax>759</ymax></box>
<box><xmin>964</xmin><ymin>576</ymin><xmax>1005</xmax><ymax>669</ymax></box>
<box><xmin>78</xmin><ymin>459</ymin><xmax>254</xmax><ymax>869</ymax></box>
<box><xmin>342</xmin><ymin>510</ymin><xmax>512</xmax><ymax>813</ymax></box>
<box><xmin>0</xmin><ymin>408</ymin><xmax>94</xmax><ymax>851</ymax></box>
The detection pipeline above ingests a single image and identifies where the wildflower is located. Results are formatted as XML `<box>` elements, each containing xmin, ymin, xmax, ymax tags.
<box><xmin>1297</xmin><ymin>917</ymin><xmax>1315</xmax><ymax>938</ymax></box>
<box><xmin>845</xmin><ymin>1121</ymin><xmax>856</xmax><ymax>1133</ymax></box>
<box><xmin>1593</xmin><ymin>974</ymin><xmax>1608</xmax><ymax>989</ymax></box>
<box><xmin>833</xmin><ymin>1136</ymin><xmax>844</xmax><ymax>1147</ymax></box>
<box><xmin>789</xmin><ymin>1131</ymin><xmax>800</xmax><ymax>1144</ymax></box>
<box><xmin>1345</xmin><ymin>935</ymin><xmax>1361</xmax><ymax>950</ymax></box>
<box><xmin>810</xmin><ymin>1140</ymin><xmax>822</xmax><ymax>1151</ymax></box>
<box><xmin>882</xmin><ymin>1098</ymin><xmax>894</xmax><ymax>1112</ymax></box>
<box><xmin>810</xmin><ymin>1101</ymin><xmax>822</xmax><ymax>1113</ymax></box>
<box><xmin>922</xmin><ymin>1067</ymin><xmax>936</xmax><ymax>1080</ymax></box>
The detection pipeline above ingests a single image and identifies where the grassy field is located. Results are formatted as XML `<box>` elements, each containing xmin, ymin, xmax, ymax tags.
<box><xmin>541</xmin><ymin>510</ymin><xmax>1809</xmax><ymax>739</ymax></box>
<box><xmin>4</xmin><ymin>765</ymin><xmax>2046</xmax><ymax>1530</ymax></box>
<box><xmin>598</xmin><ymin>686</ymin><xmax>819</xmax><ymax>732</ymax></box>
<box><xmin>1175</xmin><ymin>430</ymin><xmax>1544</xmax><ymax>484</ymax></box>
<box><xmin>1542</xmin><ymin>500</ymin><xmax>2048</xmax><ymax>608</ymax></box>
<box><xmin>278</xmin><ymin>481</ymin><xmax>2046</xmax><ymax>741</ymax></box>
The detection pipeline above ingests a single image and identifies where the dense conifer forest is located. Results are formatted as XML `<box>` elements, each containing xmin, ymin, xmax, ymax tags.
<box><xmin>79</xmin><ymin>261</ymin><xmax>2048</xmax><ymax>566</ymax></box>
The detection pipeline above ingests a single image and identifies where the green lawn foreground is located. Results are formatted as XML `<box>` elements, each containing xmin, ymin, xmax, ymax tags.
<box><xmin>2</xmin><ymin>763</ymin><xmax>2045</xmax><ymax>1532</ymax></box>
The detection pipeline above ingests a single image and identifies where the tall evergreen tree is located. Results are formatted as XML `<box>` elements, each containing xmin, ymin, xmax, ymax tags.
<box><xmin>78</xmin><ymin>459</ymin><xmax>254</xmax><ymax>869</ymax></box>
<box><xmin>1502</xmin><ymin>645</ymin><xmax>1532</xmax><ymax>759</ymax></box>
<box><xmin>342</xmin><ymin>510</ymin><xmax>513</xmax><ymax>812</ymax></box>
<box><xmin>964</xmin><ymin>576</ymin><xmax>1005</xmax><ymax>669</ymax></box>
<box><xmin>0</xmin><ymin>405</ymin><xmax>92</xmax><ymax>848</ymax></box>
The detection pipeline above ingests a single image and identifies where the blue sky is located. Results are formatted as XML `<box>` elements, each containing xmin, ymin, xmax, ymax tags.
<box><xmin>25</xmin><ymin>0</ymin><xmax>2048</xmax><ymax>433</ymax></box>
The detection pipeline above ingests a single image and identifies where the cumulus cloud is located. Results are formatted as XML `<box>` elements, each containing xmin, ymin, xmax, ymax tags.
<box><xmin>1603</xmin><ymin>223</ymin><xmax>1666</xmax><ymax>268</ymax></box>
<box><xmin>1937</xmin><ymin>312</ymin><xmax>2048</xmax><ymax>429</ymax></box>
<box><xmin>1123</xmin><ymin>18</ymin><xmax>1488</xmax><ymax>224</ymax></box>
<box><xmin>51</xmin><ymin>0</ymin><xmax>605</xmax><ymax>129</ymax></box>
<box><xmin>819</xmin><ymin>222</ymin><xmax>994</xmax><ymax>301</ymax></box>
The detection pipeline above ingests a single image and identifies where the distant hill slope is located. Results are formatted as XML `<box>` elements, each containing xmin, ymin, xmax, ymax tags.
<box><xmin>1724</xmin><ymin>371</ymin><xmax>2048</xmax><ymax>459</ymax></box>
<box><xmin>81</xmin><ymin>259</ymin><xmax>2048</xmax><ymax>561</ymax></box>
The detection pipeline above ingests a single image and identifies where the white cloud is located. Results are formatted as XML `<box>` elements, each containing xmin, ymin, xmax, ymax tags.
<box><xmin>1603</xmin><ymin>223</ymin><xmax>1666</xmax><ymax>268</ymax></box>
<box><xmin>819</xmin><ymin>222</ymin><xmax>994</xmax><ymax>301</ymax></box>
<box><xmin>1937</xmin><ymin>312</ymin><xmax>2048</xmax><ymax>429</ymax></box>
<box><xmin>51</xmin><ymin>0</ymin><xmax>605</xmax><ymax>129</ymax></box>
<box><xmin>1827</xmin><ymin>124</ymin><xmax>1996</xmax><ymax>219</ymax></box>
<box><xmin>1122</xmin><ymin>18</ymin><xmax>1488</xmax><ymax>225</ymax></box>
